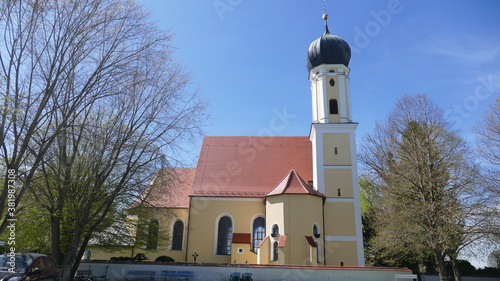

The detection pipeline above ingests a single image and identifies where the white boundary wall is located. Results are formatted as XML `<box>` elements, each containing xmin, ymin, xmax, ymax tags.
<box><xmin>420</xmin><ymin>276</ymin><xmax>500</xmax><ymax>281</ymax></box>
<box><xmin>78</xmin><ymin>262</ymin><xmax>413</xmax><ymax>281</ymax></box>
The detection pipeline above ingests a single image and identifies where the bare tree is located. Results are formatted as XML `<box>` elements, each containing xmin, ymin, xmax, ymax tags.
<box><xmin>0</xmin><ymin>0</ymin><xmax>178</xmax><ymax>232</ymax></box>
<box><xmin>473</xmin><ymin>95</ymin><xmax>500</xmax><ymax>196</ymax></box>
<box><xmin>1</xmin><ymin>0</ymin><xmax>206</xmax><ymax>279</ymax></box>
<box><xmin>473</xmin><ymin>95</ymin><xmax>500</xmax><ymax>262</ymax></box>
<box><xmin>360</xmin><ymin>94</ymin><xmax>492</xmax><ymax>281</ymax></box>
<box><xmin>474</xmin><ymin>96</ymin><xmax>500</xmax><ymax>170</ymax></box>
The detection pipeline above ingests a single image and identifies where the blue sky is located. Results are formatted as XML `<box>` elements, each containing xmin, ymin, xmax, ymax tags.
<box><xmin>138</xmin><ymin>0</ymin><xmax>500</xmax><ymax>163</ymax></box>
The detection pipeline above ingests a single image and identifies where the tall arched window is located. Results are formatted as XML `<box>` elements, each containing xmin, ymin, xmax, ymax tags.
<box><xmin>171</xmin><ymin>220</ymin><xmax>184</xmax><ymax>250</ymax></box>
<box><xmin>272</xmin><ymin>241</ymin><xmax>279</xmax><ymax>261</ymax></box>
<box><xmin>252</xmin><ymin>217</ymin><xmax>265</xmax><ymax>253</ymax></box>
<box><xmin>216</xmin><ymin>216</ymin><xmax>233</xmax><ymax>255</ymax></box>
<box><xmin>146</xmin><ymin>219</ymin><xmax>159</xmax><ymax>250</ymax></box>
<box><xmin>316</xmin><ymin>240</ymin><xmax>322</xmax><ymax>264</ymax></box>
<box><xmin>329</xmin><ymin>99</ymin><xmax>339</xmax><ymax>115</ymax></box>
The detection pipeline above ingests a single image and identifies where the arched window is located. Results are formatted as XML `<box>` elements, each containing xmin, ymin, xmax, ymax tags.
<box><xmin>329</xmin><ymin>99</ymin><xmax>339</xmax><ymax>115</ymax></box>
<box><xmin>313</xmin><ymin>223</ymin><xmax>321</xmax><ymax>238</ymax></box>
<box><xmin>271</xmin><ymin>224</ymin><xmax>279</xmax><ymax>238</ymax></box>
<box><xmin>216</xmin><ymin>216</ymin><xmax>233</xmax><ymax>255</ymax></box>
<box><xmin>171</xmin><ymin>220</ymin><xmax>184</xmax><ymax>250</ymax></box>
<box><xmin>252</xmin><ymin>217</ymin><xmax>265</xmax><ymax>252</ymax></box>
<box><xmin>272</xmin><ymin>241</ymin><xmax>279</xmax><ymax>261</ymax></box>
<box><xmin>329</xmin><ymin>78</ymin><xmax>335</xmax><ymax>86</ymax></box>
<box><xmin>316</xmin><ymin>240</ymin><xmax>322</xmax><ymax>264</ymax></box>
<box><xmin>146</xmin><ymin>219</ymin><xmax>159</xmax><ymax>250</ymax></box>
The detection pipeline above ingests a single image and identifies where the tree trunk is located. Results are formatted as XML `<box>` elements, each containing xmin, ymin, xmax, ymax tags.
<box><xmin>450</xmin><ymin>257</ymin><xmax>462</xmax><ymax>281</ymax></box>
<box><xmin>60</xmin><ymin>232</ymin><xmax>83</xmax><ymax>281</ymax></box>
<box><xmin>50</xmin><ymin>214</ymin><xmax>62</xmax><ymax>265</ymax></box>
<box><xmin>434</xmin><ymin>250</ymin><xmax>449</xmax><ymax>281</ymax></box>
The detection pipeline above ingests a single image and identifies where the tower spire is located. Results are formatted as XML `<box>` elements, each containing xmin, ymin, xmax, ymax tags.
<box><xmin>323</xmin><ymin>14</ymin><xmax>330</xmax><ymax>35</ymax></box>
<box><xmin>323</xmin><ymin>0</ymin><xmax>330</xmax><ymax>35</ymax></box>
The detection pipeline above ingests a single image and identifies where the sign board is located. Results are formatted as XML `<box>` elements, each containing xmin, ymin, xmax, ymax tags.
<box><xmin>395</xmin><ymin>274</ymin><xmax>418</xmax><ymax>280</ymax></box>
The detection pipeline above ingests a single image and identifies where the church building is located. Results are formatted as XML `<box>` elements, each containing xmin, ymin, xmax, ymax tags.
<box><xmin>91</xmin><ymin>14</ymin><xmax>365</xmax><ymax>267</ymax></box>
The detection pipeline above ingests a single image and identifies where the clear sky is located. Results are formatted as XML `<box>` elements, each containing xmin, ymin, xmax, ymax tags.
<box><xmin>136</xmin><ymin>0</ymin><xmax>499</xmax><ymax>266</ymax></box>
<box><xmin>137</xmin><ymin>0</ymin><xmax>499</xmax><ymax>165</ymax></box>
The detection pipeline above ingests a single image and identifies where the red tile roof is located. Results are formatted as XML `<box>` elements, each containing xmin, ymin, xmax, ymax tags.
<box><xmin>266</xmin><ymin>169</ymin><xmax>323</xmax><ymax>198</ymax></box>
<box><xmin>257</xmin><ymin>236</ymin><xmax>269</xmax><ymax>248</ymax></box>
<box><xmin>191</xmin><ymin>136</ymin><xmax>312</xmax><ymax>197</ymax></box>
<box><xmin>305</xmin><ymin>236</ymin><xmax>317</xmax><ymax>247</ymax></box>
<box><xmin>134</xmin><ymin>167</ymin><xmax>195</xmax><ymax>208</ymax></box>
<box><xmin>232</xmin><ymin>233</ymin><xmax>251</xmax><ymax>244</ymax></box>
<box><xmin>278</xmin><ymin>235</ymin><xmax>288</xmax><ymax>247</ymax></box>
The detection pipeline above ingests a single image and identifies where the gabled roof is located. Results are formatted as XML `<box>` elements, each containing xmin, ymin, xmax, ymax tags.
<box><xmin>257</xmin><ymin>236</ymin><xmax>269</xmax><ymax>249</ymax></box>
<box><xmin>191</xmin><ymin>136</ymin><xmax>312</xmax><ymax>197</ymax></box>
<box><xmin>133</xmin><ymin>167</ymin><xmax>195</xmax><ymax>208</ymax></box>
<box><xmin>266</xmin><ymin>169</ymin><xmax>324</xmax><ymax>198</ymax></box>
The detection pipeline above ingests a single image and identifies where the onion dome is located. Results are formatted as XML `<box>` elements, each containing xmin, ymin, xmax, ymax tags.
<box><xmin>306</xmin><ymin>14</ymin><xmax>351</xmax><ymax>71</ymax></box>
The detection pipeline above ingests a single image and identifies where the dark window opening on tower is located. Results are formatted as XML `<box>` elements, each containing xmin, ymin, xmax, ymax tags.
<box><xmin>334</xmin><ymin>147</ymin><xmax>338</xmax><ymax>155</ymax></box>
<box><xmin>329</xmin><ymin>99</ymin><xmax>339</xmax><ymax>114</ymax></box>
<box><xmin>329</xmin><ymin>78</ymin><xmax>335</xmax><ymax>86</ymax></box>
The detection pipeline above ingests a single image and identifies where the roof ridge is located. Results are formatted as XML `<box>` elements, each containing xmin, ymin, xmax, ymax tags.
<box><xmin>285</xmin><ymin>169</ymin><xmax>295</xmax><ymax>192</ymax></box>
<box><xmin>266</xmin><ymin>169</ymin><xmax>323</xmax><ymax>197</ymax></box>
<box><xmin>291</xmin><ymin>169</ymin><xmax>311</xmax><ymax>193</ymax></box>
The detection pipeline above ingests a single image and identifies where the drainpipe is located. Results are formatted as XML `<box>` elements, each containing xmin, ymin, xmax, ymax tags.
<box><xmin>322</xmin><ymin>196</ymin><xmax>326</xmax><ymax>265</ymax></box>
<box><xmin>185</xmin><ymin>196</ymin><xmax>193</xmax><ymax>262</ymax></box>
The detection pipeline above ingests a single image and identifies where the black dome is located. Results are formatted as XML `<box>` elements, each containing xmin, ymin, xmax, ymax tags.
<box><xmin>306</xmin><ymin>26</ymin><xmax>351</xmax><ymax>71</ymax></box>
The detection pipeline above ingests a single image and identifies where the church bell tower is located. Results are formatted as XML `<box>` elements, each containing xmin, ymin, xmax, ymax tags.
<box><xmin>307</xmin><ymin>14</ymin><xmax>365</xmax><ymax>266</ymax></box>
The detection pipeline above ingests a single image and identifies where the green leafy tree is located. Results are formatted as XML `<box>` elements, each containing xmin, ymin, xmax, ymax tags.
<box><xmin>359</xmin><ymin>175</ymin><xmax>434</xmax><ymax>272</ymax></box>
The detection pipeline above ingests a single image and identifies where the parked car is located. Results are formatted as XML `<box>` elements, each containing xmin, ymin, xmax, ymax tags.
<box><xmin>0</xmin><ymin>253</ymin><xmax>60</xmax><ymax>281</ymax></box>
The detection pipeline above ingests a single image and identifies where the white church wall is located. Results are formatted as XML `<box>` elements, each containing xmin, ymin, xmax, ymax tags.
<box><xmin>78</xmin><ymin>261</ymin><xmax>416</xmax><ymax>281</ymax></box>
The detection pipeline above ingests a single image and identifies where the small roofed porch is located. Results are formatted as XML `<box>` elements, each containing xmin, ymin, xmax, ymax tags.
<box><xmin>231</xmin><ymin>233</ymin><xmax>257</xmax><ymax>264</ymax></box>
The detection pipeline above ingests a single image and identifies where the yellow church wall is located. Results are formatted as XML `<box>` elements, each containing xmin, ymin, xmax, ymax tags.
<box><xmin>257</xmin><ymin>237</ymin><xmax>270</xmax><ymax>264</ymax></box>
<box><xmin>266</xmin><ymin>195</ymin><xmax>324</xmax><ymax>265</ymax></box>
<box><xmin>322</xmin><ymin>133</ymin><xmax>352</xmax><ymax>166</ymax></box>
<box><xmin>88</xmin><ymin>208</ymin><xmax>189</xmax><ymax>262</ymax></box>
<box><xmin>324</xmin><ymin>240</ymin><xmax>359</xmax><ymax>266</ymax></box>
<box><xmin>265</xmin><ymin>197</ymin><xmax>285</xmax><ymax>234</ymax></box>
<box><xmin>323</xmin><ymin>202</ymin><xmax>356</xmax><ymax>237</ymax></box>
<box><xmin>231</xmin><ymin>242</ymin><xmax>256</xmax><ymax>264</ymax></box>
<box><xmin>324</xmin><ymin>169</ymin><xmax>354</xmax><ymax>198</ymax></box>
<box><xmin>139</xmin><ymin>208</ymin><xmax>189</xmax><ymax>262</ymax></box>
<box><xmin>187</xmin><ymin>197</ymin><xmax>264</xmax><ymax>264</ymax></box>
<box><xmin>288</xmin><ymin>195</ymin><xmax>324</xmax><ymax>265</ymax></box>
